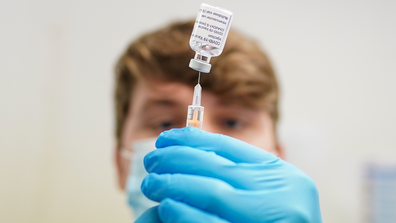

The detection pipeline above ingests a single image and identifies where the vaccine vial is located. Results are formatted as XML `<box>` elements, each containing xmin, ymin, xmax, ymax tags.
<box><xmin>189</xmin><ymin>3</ymin><xmax>233</xmax><ymax>73</ymax></box>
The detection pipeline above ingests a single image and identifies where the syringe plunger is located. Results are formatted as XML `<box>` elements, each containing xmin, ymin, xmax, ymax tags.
<box><xmin>186</xmin><ymin>84</ymin><xmax>204</xmax><ymax>129</ymax></box>
<box><xmin>186</xmin><ymin>105</ymin><xmax>204</xmax><ymax>129</ymax></box>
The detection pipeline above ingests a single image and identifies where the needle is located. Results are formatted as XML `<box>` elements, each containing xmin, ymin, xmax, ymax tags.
<box><xmin>198</xmin><ymin>72</ymin><xmax>201</xmax><ymax>85</ymax></box>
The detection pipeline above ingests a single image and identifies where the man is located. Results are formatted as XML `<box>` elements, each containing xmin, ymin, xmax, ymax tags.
<box><xmin>114</xmin><ymin>20</ymin><xmax>321</xmax><ymax>222</ymax></box>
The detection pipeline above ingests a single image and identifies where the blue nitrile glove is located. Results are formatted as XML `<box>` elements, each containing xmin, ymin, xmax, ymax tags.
<box><xmin>137</xmin><ymin>127</ymin><xmax>322</xmax><ymax>223</ymax></box>
<box><xmin>135</xmin><ymin>199</ymin><xmax>231</xmax><ymax>223</ymax></box>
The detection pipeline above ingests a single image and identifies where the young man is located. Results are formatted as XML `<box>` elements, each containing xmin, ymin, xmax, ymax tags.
<box><xmin>114</xmin><ymin>20</ymin><xmax>321</xmax><ymax>222</ymax></box>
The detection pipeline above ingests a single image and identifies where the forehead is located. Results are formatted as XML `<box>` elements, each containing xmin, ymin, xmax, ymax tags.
<box><xmin>130</xmin><ymin>80</ymin><xmax>193</xmax><ymax>112</ymax></box>
<box><xmin>134</xmin><ymin>80</ymin><xmax>192</xmax><ymax>101</ymax></box>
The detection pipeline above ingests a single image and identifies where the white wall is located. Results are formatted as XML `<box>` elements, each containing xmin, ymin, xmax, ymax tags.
<box><xmin>1</xmin><ymin>0</ymin><xmax>395</xmax><ymax>222</ymax></box>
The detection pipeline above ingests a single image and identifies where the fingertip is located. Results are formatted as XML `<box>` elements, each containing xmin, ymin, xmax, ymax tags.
<box><xmin>156</xmin><ymin>128</ymin><xmax>180</xmax><ymax>147</ymax></box>
<box><xmin>158</xmin><ymin>197</ymin><xmax>232</xmax><ymax>223</ymax></box>
<box><xmin>156</xmin><ymin>127</ymin><xmax>204</xmax><ymax>148</ymax></box>
<box><xmin>155</xmin><ymin>130</ymin><xmax>172</xmax><ymax>148</ymax></box>
<box><xmin>158</xmin><ymin>198</ymin><xmax>175</xmax><ymax>223</ymax></box>
<box><xmin>140</xmin><ymin>174</ymin><xmax>150</xmax><ymax>195</ymax></box>
<box><xmin>141</xmin><ymin>173</ymin><xmax>157</xmax><ymax>197</ymax></box>
<box><xmin>141</xmin><ymin>173</ymin><xmax>171</xmax><ymax>202</ymax></box>
<box><xmin>158</xmin><ymin>198</ymin><xmax>175</xmax><ymax>216</ymax></box>
<box><xmin>160</xmin><ymin>198</ymin><xmax>193</xmax><ymax>221</ymax></box>
<box><xmin>143</xmin><ymin>151</ymin><xmax>157</xmax><ymax>173</ymax></box>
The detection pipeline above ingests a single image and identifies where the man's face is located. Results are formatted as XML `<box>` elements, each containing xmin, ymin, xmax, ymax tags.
<box><xmin>115</xmin><ymin>79</ymin><xmax>282</xmax><ymax>189</ymax></box>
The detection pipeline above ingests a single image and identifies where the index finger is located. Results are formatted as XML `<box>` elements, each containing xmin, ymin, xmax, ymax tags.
<box><xmin>155</xmin><ymin>127</ymin><xmax>276</xmax><ymax>164</ymax></box>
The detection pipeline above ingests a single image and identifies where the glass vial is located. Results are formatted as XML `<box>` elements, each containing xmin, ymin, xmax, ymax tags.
<box><xmin>189</xmin><ymin>3</ymin><xmax>233</xmax><ymax>73</ymax></box>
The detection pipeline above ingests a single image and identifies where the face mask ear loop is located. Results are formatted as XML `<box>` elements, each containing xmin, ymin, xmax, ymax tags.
<box><xmin>120</xmin><ymin>147</ymin><xmax>133</xmax><ymax>160</ymax></box>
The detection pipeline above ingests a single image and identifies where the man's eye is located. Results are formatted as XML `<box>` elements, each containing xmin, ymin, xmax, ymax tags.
<box><xmin>223</xmin><ymin>119</ymin><xmax>241</xmax><ymax>129</ymax></box>
<box><xmin>158</xmin><ymin>121</ymin><xmax>174</xmax><ymax>130</ymax></box>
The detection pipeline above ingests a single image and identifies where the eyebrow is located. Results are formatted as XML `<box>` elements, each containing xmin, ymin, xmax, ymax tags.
<box><xmin>141</xmin><ymin>99</ymin><xmax>182</xmax><ymax>114</ymax></box>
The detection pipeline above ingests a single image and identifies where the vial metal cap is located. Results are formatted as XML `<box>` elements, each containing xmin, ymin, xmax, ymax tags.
<box><xmin>189</xmin><ymin>59</ymin><xmax>211</xmax><ymax>73</ymax></box>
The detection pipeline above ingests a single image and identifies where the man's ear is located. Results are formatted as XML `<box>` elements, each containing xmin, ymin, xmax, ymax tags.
<box><xmin>114</xmin><ymin>146</ymin><xmax>127</xmax><ymax>190</ymax></box>
<box><xmin>275</xmin><ymin>142</ymin><xmax>285</xmax><ymax>160</ymax></box>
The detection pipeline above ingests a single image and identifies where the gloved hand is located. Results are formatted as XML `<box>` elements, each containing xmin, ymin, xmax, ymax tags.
<box><xmin>136</xmin><ymin>127</ymin><xmax>322</xmax><ymax>223</ymax></box>
<box><xmin>135</xmin><ymin>200</ymin><xmax>231</xmax><ymax>223</ymax></box>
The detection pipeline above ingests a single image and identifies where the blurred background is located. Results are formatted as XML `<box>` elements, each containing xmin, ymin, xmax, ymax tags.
<box><xmin>1</xmin><ymin>0</ymin><xmax>395</xmax><ymax>222</ymax></box>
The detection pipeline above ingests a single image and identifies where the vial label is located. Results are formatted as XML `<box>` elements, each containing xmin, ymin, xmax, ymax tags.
<box><xmin>190</xmin><ymin>3</ymin><xmax>233</xmax><ymax>57</ymax></box>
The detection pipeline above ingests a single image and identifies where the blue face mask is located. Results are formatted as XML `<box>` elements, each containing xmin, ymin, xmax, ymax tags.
<box><xmin>123</xmin><ymin>138</ymin><xmax>158</xmax><ymax>218</ymax></box>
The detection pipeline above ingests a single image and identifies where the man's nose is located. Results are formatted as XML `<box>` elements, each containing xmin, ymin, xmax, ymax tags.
<box><xmin>201</xmin><ymin>120</ymin><xmax>219</xmax><ymax>134</ymax></box>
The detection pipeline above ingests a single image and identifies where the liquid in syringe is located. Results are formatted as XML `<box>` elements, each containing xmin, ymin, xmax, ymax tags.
<box><xmin>186</xmin><ymin>72</ymin><xmax>204</xmax><ymax>129</ymax></box>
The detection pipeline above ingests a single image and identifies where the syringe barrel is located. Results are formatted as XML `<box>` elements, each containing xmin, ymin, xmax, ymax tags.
<box><xmin>186</xmin><ymin>105</ymin><xmax>204</xmax><ymax>129</ymax></box>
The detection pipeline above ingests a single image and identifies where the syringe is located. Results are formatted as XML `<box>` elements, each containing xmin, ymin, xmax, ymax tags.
<box><xmin>186</xmin><ymin>72</ymin><xmax>204</xmax><ymax>129</ymax></box>
<box><xmin>186</xmin><ymin>4</ymin><xmax>233</xmax><ymax>129</ymax></box>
